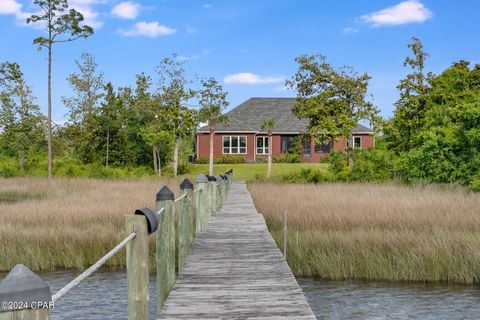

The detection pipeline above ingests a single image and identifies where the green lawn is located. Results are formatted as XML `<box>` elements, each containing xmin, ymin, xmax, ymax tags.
<box><xmin>185</xmin><ymin>163</ymin><xmax>329</xmax><ymax>181</ymax></box>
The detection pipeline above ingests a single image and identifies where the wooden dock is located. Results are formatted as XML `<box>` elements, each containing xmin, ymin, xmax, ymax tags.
<box><xmin>158</xmin><ymin>181</ymin><xmax>316</xmax><ymax>319</ymax></box>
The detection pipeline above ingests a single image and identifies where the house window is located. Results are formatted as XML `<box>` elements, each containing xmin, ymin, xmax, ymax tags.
<box><xmin>314</xmin><ymin>139</ymin><xmax>333</xmax><ymax>153</ymax></box>
<box><xmin>353</xmin><ymin>136</ymin><xmax>361</xmax><ymax>149</ymax></box>
<box><xmin>281</xmin><ymin>136</ymin><xmax>296</xmax><ymax>153</ymax></box>
<box><xmin>256</xmin><ymin>136</ymin><xmax>269</xmax><ymax>154</ymax></box>
<box><xmin>303</xmin><ymin>138</ymin><xmax>311</xmax><ymax>156</ymax></box>
<box><xmin>223</xmin><ymin>136</ymin><xmax>247</xmax><ymax>154</ymax></box>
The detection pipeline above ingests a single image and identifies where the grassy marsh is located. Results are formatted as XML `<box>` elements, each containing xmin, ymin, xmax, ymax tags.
<box><xmin>249</xmin><ymin>182</ymin><xmax>480</xmax><ymax>284</ymax></box>
<box><xmin>0</xmin><ymin>177</ymin><xmax>180</xmax><ymax>271</ymax></box>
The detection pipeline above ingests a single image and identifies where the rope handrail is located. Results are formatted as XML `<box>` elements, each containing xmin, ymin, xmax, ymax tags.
<box><xmin>52</xmin><ymin>232</ymin><xmax>137</xmax><ymax>303</ymax></box>
<box><xmin>193</xmin><ymin>186</ymin><xmax>203</xmax><ymax>193</ymax></box>
<box><xmin>174</xmin><ymin>193</ymin><xmax>187</xmax><ymax>203</ymax></box>
<box><xmin>157</xmin><ymin>207</ymin><xmax>165</xmax><ymax>215</ymax></box>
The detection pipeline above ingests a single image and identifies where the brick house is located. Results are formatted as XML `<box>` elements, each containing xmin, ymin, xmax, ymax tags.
<box><xmin>196</xmin><ymin>98</ymin><xmax>375</xmax><ymax>163</ymax></box>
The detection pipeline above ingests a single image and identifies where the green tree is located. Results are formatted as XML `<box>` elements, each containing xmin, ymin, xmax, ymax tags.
<box><xmin>198</xmin><ymin>77</ymin><xmax>229</xmax><ymax>176</ymax></box>
<box><xmin>396</xmin><ymin>61</ymin><xmax>480</xmax><ymax>187</ymax></box>
<box><xmin>27</xmin><ymin>0</ymin><xmax>94</xmax><ymax>179</ymax></box>
<box><xmin>0</xmin><ymin>62</ymin><xmax>47</xmax><ymax>169</ymax></box>
<box><xmin>260</xmin><ymin>118</ymin><xmax>275</xmax><ymax>178</ymax></box>
<box><xmin>286</xmin><ymin>54</ymin><xmax>380</xmax><ymax>167</ymax></box>
<box><xmin>62</xmin><ymin>51</ymin><xmax>104</xmax><ymax>163</ymax></box>
<box><xmin>156</xmin><ymin>55</ymin><xmax>197</xmax><ymax>176</ymax></box>
<box><xmin>386</xmin><ymin>37</ymin><xmax>432</xmax><ymax>153</ymax></box>
<box><xmin>96</xmin><ymin>83</ymin><xmax>129</xmax><ymax>167</ymax></box>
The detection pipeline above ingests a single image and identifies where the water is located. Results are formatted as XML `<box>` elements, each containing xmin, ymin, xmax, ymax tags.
<box><xmin>2</xmin><ymin>270</ymin><xmax>480</xmax><ymax>319</ymax></box>
<box><xmin>298</xmin><ymin>278</ymin><xmax>480</xmax><ymax>320</ymax></box>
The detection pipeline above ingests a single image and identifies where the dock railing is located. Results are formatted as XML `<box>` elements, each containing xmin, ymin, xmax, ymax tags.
<box><xmin>0</xmin><ymin>170</ymin><xmax>233</xmax><ymax>320</ymax></box>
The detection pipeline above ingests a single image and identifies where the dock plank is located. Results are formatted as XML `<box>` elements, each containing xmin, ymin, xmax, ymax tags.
<box><xmin>158</xmin><ymin>181</ymin><xmax>316</xmax><ymax>319</ymax></box>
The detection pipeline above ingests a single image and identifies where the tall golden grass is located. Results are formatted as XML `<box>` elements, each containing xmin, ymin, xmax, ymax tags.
<box><xmin>249</xmin><ymin>182</ymin><xmax>480</xmax><ymax>284</ymax></box>
<box><xmin>0</xmin><ymin>177</ymin><xmax>181</xmax><ymax>271</ymax></box>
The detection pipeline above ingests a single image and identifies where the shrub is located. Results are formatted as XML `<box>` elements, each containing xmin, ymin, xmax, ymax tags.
<box><xmin>195</xmin><ymin>157</ymin><xmax>209</xmax><ymax>164</ymax></box>
<box><xmin>0</xmin><ymin>156</ymin><xmax>23</xmax><ymax>177</ymax></box>
<box><xmin>350</xmin><ymin>149</ymin><xmax>395</xmax><ymax>182</ymax></box>
<box><xmin>273</xmin><ymin>152</ymin><xmax>300</xmax><ymax>163</ymax></box>
<box><xmin>281</xmin><ymin>168</ymin><xmax>333</xmax><ymax>183</ymax></box>
<box><xmin>328</xmin><ymin>151</ymin><xmax>349</xmax><ymax>175</ymax></box>
<box><xmin>214</xmin><ymin>155</ymin><xmax>244</xmax><ymax>164</ymax></box>
<box><xmin>469</xmin><ymin>173</ymin><xmax>480</xmax><ymax>192</ymax></box>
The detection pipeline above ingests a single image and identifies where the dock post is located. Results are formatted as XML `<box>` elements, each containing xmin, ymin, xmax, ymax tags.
<box><xmin>155</xmin><ymin>186</ymin><xmax>175</xmax><ymax>312</ymax></box>
<box><xmin>195</xmin><ymin>174</ymin><xmax>208</xmax><ymax>233</ymax></box>
<box><xmin>178</xmin><ymin>179</ymin><xmax>194</xmax><ymax>272</ymax></box>
<box><xmin>283</xmin><ymin>209</ymin><xmax>288</xmax><ymax>258</ymax></box>
<box><xmin>125</xmin><ymin>215</ymin><xmax>149</xmax><ymax>320</ymax></box>
<box><xmin>0</xmin><ymin>264</ymin><xmax>51</xmax><ymax>320</ymax></box>
<box><xmin>208</xmin><ymin>176</ymin><xmax>217</xmax><ymax>216</ymax></box>
<box><xmin>215</xmin><ymin>175</ymin><xmax>223</xmax><ymax>209</ymax></box>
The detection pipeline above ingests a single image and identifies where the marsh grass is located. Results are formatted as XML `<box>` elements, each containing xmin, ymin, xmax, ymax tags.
<box><xmin>0</xmin><ymin>177</ymin><xmax>181</xmax><ymax>271</ymax></box>
<box><xmin>249</xmin><ymin>182</ymin><xmax>480</xmax><ymax>284</ymax></box>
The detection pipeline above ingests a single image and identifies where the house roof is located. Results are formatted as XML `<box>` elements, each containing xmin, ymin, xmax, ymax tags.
<box><xmin>197</xmin><ymin>97</ymin><xmax>373</xmax><ymax>134</ymax></box>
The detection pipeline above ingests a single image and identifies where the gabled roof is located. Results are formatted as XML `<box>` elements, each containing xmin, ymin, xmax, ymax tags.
<box><xmin>197</xmin><ymin>97</ymin><xmax>373</xmax><ymax>134</ymax></box>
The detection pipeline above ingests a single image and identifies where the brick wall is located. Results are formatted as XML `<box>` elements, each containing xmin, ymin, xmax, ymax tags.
<box><xmin>197</xmin><ymin>132</ymin><xmax>375</xmax><ymax>163</ymax></box>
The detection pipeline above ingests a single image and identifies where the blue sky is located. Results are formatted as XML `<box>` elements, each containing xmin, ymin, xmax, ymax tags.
<box><xmin>0</xmin><ymin>0</ymin><xmax>479</xmax><ymax>123</ymax></box>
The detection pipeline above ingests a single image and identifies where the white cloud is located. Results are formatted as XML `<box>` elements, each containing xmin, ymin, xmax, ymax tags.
<box><xmin>224</xmin><ymin>73</ymin><xmax>284</xmax><ymax>84</ymax></box>
<box><xmin>112</xmin><ymin>1</ymin><xmax>140</xmax><ymax>19</ymax></box>
<box><xmin>360</xmin><ymin>0</ymin><xmax>432</xmax><ymax>27</ymax></box>
<box><xmin>202</xmin><ymin>3</ymin><xmax>212</xmax><ymax>9</ymax></box>
<box><xmin>0</xmin><ymin>0</ymin><xmax>21</xmax><ymax>15</ymax></box>
<box><xmin>1</xmin><ymin>0</ymin><xmax>104</xmax><ymax>28</ymax></box>
<box><xmin>120</xmin><ymin>21</ymin><xmax>176</xmax><ymax>38</ymax></box>
<box><xmin>343</xmin><ymin>27</ymin><xmax>359</xmax><ymax>34</ymax></box>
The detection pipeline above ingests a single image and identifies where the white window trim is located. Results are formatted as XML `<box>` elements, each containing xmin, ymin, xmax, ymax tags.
<box><xmin>256</xmin><ymin>136</ymin><xmax>269</xmax><ymax>155</ymax></box>
<box><xmin>353</xmin><ymin>136</ymin><xmax>362</xmax><ymax>149</ymax></box>
<box><xmin>222</xmin><ymin>136</ymin><xmax>247</xmax><ymax>154</ymax></box>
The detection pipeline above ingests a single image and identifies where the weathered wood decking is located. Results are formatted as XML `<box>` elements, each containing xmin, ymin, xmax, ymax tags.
<box><xmin>158</xmin><ymin>181</ymin><xmax>316</xmax><ymax>319</ymax></box>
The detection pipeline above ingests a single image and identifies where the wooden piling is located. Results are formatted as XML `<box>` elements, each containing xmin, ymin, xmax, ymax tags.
<box><xmin>195</xmin><ymin>175</ymin><xmax>208</xmax><ymax>233</ymax></box>
<box><xmin>125</xmin><ymin>215</ymin><xmax>149</xmax><ymax>320</ymax></box>
<box><xmin>155</xmin><ymin>186</ymin><xmax>175</xmax><ymax>312</ymax></box>
<box><xmin>0</xmin><ymin>309</ymin><xmax>50</xmax><ymax>320</ymax></box>
<box><xmin>283</xmin><ymin>208</ymin><xmax>288</xmax><ymax>258</ymax></box>
<box><xmin>178</xmin><ymin>179</ymin><xmax>194</xmax><ymax>272</ymax></box>
<box><xmin>210</xmin><ymin>179</ymin><xmax>218</xmax><ymax>215</ymax></box>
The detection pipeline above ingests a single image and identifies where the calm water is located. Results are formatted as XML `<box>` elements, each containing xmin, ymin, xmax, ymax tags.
<box><xmin>2</xmin><ymin>270</ymin><xmax>480</xmax><ymax>319</ymax></box>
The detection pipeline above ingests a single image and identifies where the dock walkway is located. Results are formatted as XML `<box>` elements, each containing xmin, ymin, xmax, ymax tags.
<box><xmin>158</xmin><ymin>181</ymin><xmax>316</xmax><ymax>319</ymax></box>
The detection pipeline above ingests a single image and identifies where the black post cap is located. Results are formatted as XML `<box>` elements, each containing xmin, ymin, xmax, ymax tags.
<box><xmin>180</xmin><ymin>178</ymin><xmax>194</xmax><ymax>190</ymax></box>
<box><xmin>156</xmin><ymin>186</ymin><xmax>174</xmax><ymax>201</ymax></box>
<box><xmin>196</xmin><ymin>174</ymin><xmax>209</xmax><ymax>183</ymax></box>
<box><xmin>210</xmin><ymin>176</ymin><xmax>217</xmax><ymax>181</ymax></box>
<box><xmin>135</xmin><ymin>208</ymin><xmax>159</xmax><ymax>234</ymax></box>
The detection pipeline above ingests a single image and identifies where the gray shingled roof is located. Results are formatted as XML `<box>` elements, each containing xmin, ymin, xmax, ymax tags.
<box><xmin>198</xmin><ymin>97</ymin><xmax>373</xmax><ymax>134</ymax></box>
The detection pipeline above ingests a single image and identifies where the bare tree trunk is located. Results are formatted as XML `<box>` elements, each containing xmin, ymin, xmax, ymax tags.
<box><xmin>105</xmin><ymin>128</ymin><xmax>110</xmax><ymax>167</ymax></box>
<box><xmin>153</xmin><ymin>145</ymin><xmax>158</xmax><ymax>174</ymax></box>
<box><xmin>156</xmin><ymin>148</ymin><xmax>161</xmax><ymax>176</ymax></box>
<box><xmin>209</xmin><ymin>129</ymin><xmax>214</xmax><ymax>176</ymax></box>
<box><xmin>18</xmin><ymin>151</ymin><xmax>25</xmax><ymax>171</ymax></box>
<box><xmin>173</xmin><ymin>139</ymin><xmax>179</xmax><ymax>177</ymax></box>
<box><xmin>47</xmin><ymin>44</ymin><xmax>53</xmax><ymax>180</ymax></box>
<box><xmin>267</xmin><ymin>134</ymin><xmax>272</xmax><ymax>178</ymax></box>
